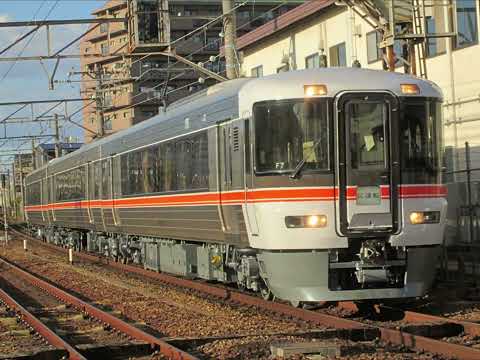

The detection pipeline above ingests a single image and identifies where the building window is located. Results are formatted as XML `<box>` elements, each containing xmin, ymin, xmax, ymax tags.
<box><xmin>305</xmin><ymin>53</ymin><xmax>320</xmax><ymax>69</ymax></box>
<box><xmin>251</xmin><ymin>65</ymin><xmax>263</xmax><ymax>78</ymax></box>
<box><xmin>277</xmin><ymin>64</ymin><xmax>289</xmax><ymax>73</ymax></box>
<box><xmin>124</xmin><ymin>111</ymin><xmax>129</xmax><ymax>118</ymax></box>
<box><xmin>104</xmin><ymin>116</ymin><xmax>112</xmax><ymax>131</ymax></box>
<box><xmin>329</xmin><ymin>42</ymin><xmax>346</xmax><ymax>67</ymax></box>
<box><xmin>425</xmin><ymin>17</ymin><xmax>438</xmax><ymax>57</ymax></box>
<box><xmin>367</xmin><ymin>31</ymin><xmax>382</xmax><ymax>63</ymax></box>
<box><xmin>100</xmin><ymin>22</ymin><xmax>108</xmax><ymax>34</ymax></box>
<box><xmin>206</xmin><ymin>37</ymin><xmax>219</xmax><ymax>51</ymax></box>
<box><xmin>100</xmin><ymin>43</ymin><xmax>109</xmax><ymax>56</ymax></box>
<box><xmin>455</xmin><ymin>0</ymin><xmax>478</xmax><ymax>48</ymax></box>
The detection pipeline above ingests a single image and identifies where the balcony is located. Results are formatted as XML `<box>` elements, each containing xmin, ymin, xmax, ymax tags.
<box><xmin>132</xmin><ymin>91</ymin><xmax>164</xmax><ymax>106</ymax></box>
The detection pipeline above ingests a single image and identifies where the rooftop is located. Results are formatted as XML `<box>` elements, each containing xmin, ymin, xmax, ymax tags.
<box><xmin>236</xmin><ymin>0</ymin><xmax>335</xmax><ymax>51</ymax></box>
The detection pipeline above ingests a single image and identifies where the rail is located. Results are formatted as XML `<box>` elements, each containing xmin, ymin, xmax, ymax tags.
<box><xmin>0</xmin><ymin>285</ymin><xmax>86</xmax><ymax>360</ymax></box>
<box><xmin>0</xmin><ymin>251</ymin><xmax>198</xmax><ymax>360</ymax></box>
<box><xmin>10</xmin><ymin>226</ymin><xmax>480</xmax><ymax>360</ymax></box>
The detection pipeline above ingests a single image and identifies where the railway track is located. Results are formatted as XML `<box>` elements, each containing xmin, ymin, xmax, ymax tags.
<box><xmin>8</xmin><ymin>225</ymin><xmax>480</xmax><ymax>359</ymax></box>
<box><xmin>0</xmin><ymin>248</ymin><xmax>197</xmax><ymax>360</ymax></box>
<box><xmin>0</xmin><ymin>288</ymin><xmax>66</xmax><ymax>359</ymax></box>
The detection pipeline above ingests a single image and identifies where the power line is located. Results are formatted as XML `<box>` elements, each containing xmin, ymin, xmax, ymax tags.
<box><xmin>122</xmin><ymin>0</ymin><xmax>292</xmax><ymax>111</ymax></box>
<box><xmin>0</xmin><ymin>0</ymin><xmax>59</xmax><ymax>83</ymax></box>
<box><xmin>84</xmin><ymin>0</ymin><xmax>292</xmax><ymax>117</ymax></box>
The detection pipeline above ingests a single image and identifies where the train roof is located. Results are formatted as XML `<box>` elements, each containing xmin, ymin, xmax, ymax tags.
<box><xmin>26</xmin><ymin>68</ymin><xmax>442</xmax><ymax>181</ymax></box>
<box><xmin>239</xmin><ymin>67</ymin><xmax>442</xmax><ymax>110</ymax></box>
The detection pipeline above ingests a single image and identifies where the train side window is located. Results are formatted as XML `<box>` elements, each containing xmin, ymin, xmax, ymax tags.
<box><xmin>120</xmin><ymin>132</ymin><xmax>208</xmax><ymax>196</ymax></box>
<box><xmin>130</xmin><ymin>151</ymin><xmax>144</xmax><ymax>195</ymax></box>
<box><xmin>191</xmin><ymin>132</ymin><xmax>209</xmax><ymax>189</ymax></box>
<box><xmin>55</xmin><ymin>167</ymin><xmax>85</xmax><ymax>201</ymax></box>
<box><xmin>93</xmin><ymin>162</ymin><xmax>102</xmax><ymax>199</ymax></box>
<box><xmin>146</xmin><ymin>146</ymin><xmax>160</xmax><ymax>193</ymax></box>
<box><xmin>155</xmin><ymin>144</ymin><xmax>165</xmax><ymax>193</ymax></box>
<box><xmin>121</xmin><ymin>154</ymin><xmax>129</xmax><ymax>195</ymax></box>
<box><xmin>101</xmin><ymin>160</ymin><xmax>110</xmax><ymax>199</ymax></box>
<box><xmin>176</xmin><ymin>140</ymin><xmax>192</xmax><ymax>191</ymax></box>
<box><xmin>164</xmin><ymin>143</ymin><xmax>176</xmax><ymax>192</ymax></box>
<box><xmin>26</xmin><ymin>181</ymin><xmax>41</xmax><ymax>205</ymax></box>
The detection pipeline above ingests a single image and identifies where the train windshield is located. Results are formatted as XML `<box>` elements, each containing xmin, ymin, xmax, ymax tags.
<box><xmin>400</xmin><ymin>99</ymin><xmax>442</xmax><ymax>176</ymax></box>
<box><xmin>254</xmin><ymin>99</ymin><xmax>329</xmax><ymax>174</ymax></box>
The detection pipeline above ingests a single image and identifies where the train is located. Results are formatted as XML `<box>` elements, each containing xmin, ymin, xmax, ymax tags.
<box><xmin>25</xmin><ymin>68</ymin><xmax>447</xmax><ymax>306</ymax></box>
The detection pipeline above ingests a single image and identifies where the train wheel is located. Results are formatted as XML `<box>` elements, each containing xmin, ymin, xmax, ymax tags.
<box><xmin>260</xmin><ymin>286</ymin><xmax>273</xmax><ymax>301</ymax></box>
<box><xmin>290</xmin><ymin>300</ymin><xmax>304</xmax><ymax>308</ymax></box>
<box><xmin>354</xmin><ymin>301</ymin><xmax>376</xmax><ymax>316</ymax></box>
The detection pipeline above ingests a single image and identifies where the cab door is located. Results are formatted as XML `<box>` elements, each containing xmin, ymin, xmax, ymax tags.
<box><xmin>335</xmin><ymin>92</ymin><xmax>400</xmax><ymax>236</ymax></box>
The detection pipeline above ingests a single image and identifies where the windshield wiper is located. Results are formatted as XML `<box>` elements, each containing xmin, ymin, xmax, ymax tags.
<box><xmin>290</xmin><ymin>159</ymin><xmax>307</xmax><ymax>179</ymax></box>
<box><xmin>289</xmin><ymin>139</ymin><xmax>322</xmax><ymax>179</ymax></box>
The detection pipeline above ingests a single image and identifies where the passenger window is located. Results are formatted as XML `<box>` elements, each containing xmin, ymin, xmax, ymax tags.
<box><xmin>120</xmin><ymin>131</ymin><xmax>209</xmax><ymax>195</ymax></box>
<box><xmin>101</xmin><ymin>160</ymin><xmax>110</xmax><ymax>199</ymax></box>
<box><xmin>164</xmin><ymin>143</ymin><xmax>176</xmax><ymax>191</ymax></box>
<box><xmin>348</xmin><ymin>102</ymin><xmax>386</xmax><ymax>170</ymax></box>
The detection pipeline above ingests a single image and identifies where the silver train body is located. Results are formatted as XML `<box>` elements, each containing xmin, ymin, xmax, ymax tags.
<box><xmin>25</xmin><ymin>68</ymin><xmax>447</xmax><ymax>304</ymax></box>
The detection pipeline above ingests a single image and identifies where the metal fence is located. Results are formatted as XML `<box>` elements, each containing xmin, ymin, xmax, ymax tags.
<box><xmin>442</xmin><ymin>142</ymin><xmax>480</xmax><ymax>282</ymax></box>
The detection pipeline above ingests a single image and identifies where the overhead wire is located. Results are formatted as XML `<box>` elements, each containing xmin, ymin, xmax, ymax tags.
<box><xmin>0</xmin><ymin>1</ymin><xmax>61</xmax><ymax>167</ymax></box>
<box><xmin>111</xmin><ymin>0</ymin><xmax>293</xmax><ymax>112</ymax></box>
<box><xmin>0</xmin><ymin>0</ymin><xmax>59</xmax><ymax>83</ymax></box>
<box><xmin>4</xmin><ymin>0</ymin><xmax>296</xmax><ymax>152</ymax></box>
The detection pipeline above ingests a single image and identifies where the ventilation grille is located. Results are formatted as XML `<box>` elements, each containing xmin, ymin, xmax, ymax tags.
<box><xmin>232</xmin><ymin>127</ymin><xmax>240</xmax><ymax>151</ymax></box>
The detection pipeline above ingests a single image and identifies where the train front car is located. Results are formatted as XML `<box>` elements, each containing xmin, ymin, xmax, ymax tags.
<box><xmin>240</xmin><ymin>68</ymin><xmax>446</xmax><ymax>304</ymax></box>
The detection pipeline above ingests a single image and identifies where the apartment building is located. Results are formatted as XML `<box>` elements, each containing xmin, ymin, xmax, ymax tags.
<box><xmin>80</xmin><ymin>0</ymin><xmax>295</xmax><ymax>143</ymax></box>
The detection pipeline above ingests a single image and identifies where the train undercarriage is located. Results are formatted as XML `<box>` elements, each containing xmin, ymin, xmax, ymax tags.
<box><xmin>32</xmin><ymin>225</ymin><xmax>267</xmax><ymax>296</ymax></box>
<box><xmin>29</xmin><ymin>224</ymin><xmax>438</xmax><ymax>306</ymax></box>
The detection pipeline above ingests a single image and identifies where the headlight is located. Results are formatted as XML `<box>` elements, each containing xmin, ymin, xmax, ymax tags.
<box><xmin>285</xmin><ymin>215</ymin><xmax>327</xmax><ymax>228</ymax></box>
<box><xmin>304</xmin><ymin>84</ymin><xmax>327</xmax><ymax>96</ymax></box>
<box><xmin>409</xmin><ymin>211</ymin><xmax>440</xmax><ymax>225</ymax></box>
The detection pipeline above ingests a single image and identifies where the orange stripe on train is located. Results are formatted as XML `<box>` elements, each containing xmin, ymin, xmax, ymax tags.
<box><xmin>25</xmin><ymin>185</ymin><xmax>447</xmax><ymax>212</ymax></box>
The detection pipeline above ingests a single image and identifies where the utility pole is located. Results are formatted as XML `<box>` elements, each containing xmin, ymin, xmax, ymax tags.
<box><xmin>95</xmin><ymin>66</ymin><xmax>105</xmax><ymax>138</ymax></box>
<box><xmin>222</xmin><ymin>0</ymin><xmax>238</xmax><ymax>80</ymax></box>
<box><xmin>19</xmin><ymin>159</ymin><xmax>24</xmax><ymax>222</ymax></box>
<box><xmin>9</xmin><ymin>164</ymin><xmax>15</xmax><ymax>219</ymax></box>
<box><xmin>1</xmin><ymin>174</ymin><xmax>8</xmax><ymax>245</ymax></box>
<box><xmin>31</xmin><ymin>139</ymin><xmax>36</xmax><ymax>170</ymax></box>
<box><xmin>54</xmin><ymin>113</ymin><xmax>60</xmax><ymax>158</ymax></box>
<box><xmin>11</xmin><ymin>163</ymin><xmax>16</xmax><ymax>219</ymax></box>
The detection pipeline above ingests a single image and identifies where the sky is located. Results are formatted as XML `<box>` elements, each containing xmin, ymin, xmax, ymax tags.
<box><xmin>0</xmin><ymin>0</ymin><xmax>107</xmax><ymax>159</ymax></box>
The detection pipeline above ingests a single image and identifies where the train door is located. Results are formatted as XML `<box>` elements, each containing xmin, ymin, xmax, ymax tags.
<box><xmin>219</xmin><ymin>121</ymin><xmax>245</xmax><ymax>241</ymax></box>
<box><xmin>100</xmin><ymin>156</ymin><xmax>120</xmax><ymax>230</ymax></box>
<box><xmin>335</xmin><ymin>92</ymin><xmax>400</xmax><ymax>236</ymax></box>
<box><xmin>243</xmin><ymin>118</ymin><xmax>259</xmax><ymax>235</ymax></box>
<box><xmin>86</xmin><ymin>162</ymin><xmax>93</xmax><ymax>224</ymax></box>
<box><xmin>100</xmin><ymin>158</ymin><xmax>111</xmax><ymax>229</ymax></box>
<box><xmin>40</xmin><ymin>178</ymin><xmax>46</xmax><ymax>223</ymax></box>
<box><xmin>49</xmin><ymin>175</ymin><xmax>55</xmax><ymax>222</ymax></box>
